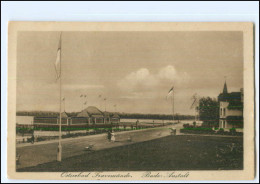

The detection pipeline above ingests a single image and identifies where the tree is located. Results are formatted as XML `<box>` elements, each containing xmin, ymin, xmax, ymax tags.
<box><xmin>198</xmin><ymin>97</ymin><xmax>219</xmax><ymax>127</ymax></box>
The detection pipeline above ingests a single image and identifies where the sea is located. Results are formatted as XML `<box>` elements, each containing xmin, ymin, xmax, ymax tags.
<box><xmin>120</xmin><ymin>118</ymin><xmax>202</xmax><ymax>126</ymax></box>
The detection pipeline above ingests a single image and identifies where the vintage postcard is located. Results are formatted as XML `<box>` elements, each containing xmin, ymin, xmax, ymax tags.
<box><xmin>7</xmin><ymin>22</ymin><xmax>255</xmax><ymax>180</ymax></box>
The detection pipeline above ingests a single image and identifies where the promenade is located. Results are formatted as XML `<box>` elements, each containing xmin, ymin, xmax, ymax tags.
<box><xmin>17</xmin><ymin>124</ymin><xmax>181</xmax><ymax>169</ymax></box>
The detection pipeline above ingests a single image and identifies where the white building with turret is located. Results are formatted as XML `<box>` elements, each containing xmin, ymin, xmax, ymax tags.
<box><xmin>218</xmin><ymin>81</ymin><xmax>243</xmax><ymax>130</ymax></box>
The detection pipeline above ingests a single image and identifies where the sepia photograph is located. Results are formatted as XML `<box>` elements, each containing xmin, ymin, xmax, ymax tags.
<box><xmin>7</xmin><ymin>22</ymin><xmax>255</xmax><ymax>180</ymax></box>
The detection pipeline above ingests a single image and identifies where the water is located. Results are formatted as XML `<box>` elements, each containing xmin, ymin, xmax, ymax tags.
<box><xmin>120</xmin><ymin>118</ymin><xmax>202</xmax><ymax>125</ymax></box>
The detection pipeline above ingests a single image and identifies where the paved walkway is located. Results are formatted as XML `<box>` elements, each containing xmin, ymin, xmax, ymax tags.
<box><xmin>178</xmin><ymin>133</ymin><xmax>242</xmax><ymax>138</ymax></box>
<box><xmin>17</xmin><ymin>125</ymin><xmax>179</xmax><ymax>169</ymax></box>
<box><xmin>16</xmin><ymin>122</ymin><xmax>241</xmax><ymax>170</ymax></box>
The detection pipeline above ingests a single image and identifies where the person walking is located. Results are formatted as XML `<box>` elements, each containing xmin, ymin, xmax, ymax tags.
<box><xmin>136</xmin><ymin>120</ymin><xmax>139</xmax><ymax>130</ymax></box>
<box><xmin>111</xmin><ymin>130</ymin><xmax>116</xmax><ymax>142</ymax></box>
<box><xmin>107</xmin><ymin>130</ymin><xmax>112</xmax><ymax>141</ymax></box>
<box><xmin>31</xmin><ymin>134</ymin><xmax>35</xmax><ymax>144</ymax></box>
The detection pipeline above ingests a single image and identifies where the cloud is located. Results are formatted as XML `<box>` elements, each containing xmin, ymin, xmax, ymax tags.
<box><xmin>158</xmin><ymin>65</ymin><xmax>177</xmax><ymax>81</ymax></box>
<box><xmin>118</xmin><ymin>68</ymin><xmax>158</xmax><ymax>92</ymax></box>
<box><xmin>118</xmin><ymin>65</ymin><xmax>190</xmax><ymax>94</ymax></box>
<box><xmin>158</xmin><ymin>65</ymin><xmax>190</xmax><ymax>83</ymax></box>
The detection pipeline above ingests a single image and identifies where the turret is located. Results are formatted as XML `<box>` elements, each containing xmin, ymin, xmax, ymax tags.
<box><xmin>223</xmin><ymin>81</ymin><xmax>228</xmax><ymax>94</ymax></box>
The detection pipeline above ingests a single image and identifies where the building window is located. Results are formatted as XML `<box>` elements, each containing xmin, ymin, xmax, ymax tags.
<box><xmin>223</xmin><ymin>108</ymin><xmax>226</xmax><ymax>116</ymax></box>
<box><xmin>220</xmin><ymin>108</ymin><xmax>222</xmax><ymax>116</ymax></box>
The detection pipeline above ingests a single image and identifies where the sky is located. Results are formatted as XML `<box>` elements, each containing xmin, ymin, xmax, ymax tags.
<box><xmin>16</xmin><ymin>31</ymin><xmax>243</xmax><ymax>115</ymax></box>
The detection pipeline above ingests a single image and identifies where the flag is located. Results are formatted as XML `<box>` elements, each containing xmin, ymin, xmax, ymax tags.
<box><xmin>190</xmin><ymin>98</ymin><xmax>197</xmax><ymax>109</ymax></box>
<box><xmin>62</xmin><ymin>97</ymin><xmax>65</xmax><ymax>101</ymax></box>
<box><xmin>166</xmin><ymin>86</ymin><xmax>174</xmax><ymax>99</ymax></box>
<box><xmin>104</xmin><ymin>98</ymin><xmax>107</xmax><ymax>101</ymax></box>
<box><xmin>80</xmin><ymin>95</ymin><xmax>83</xmax><ymax>97</ymax></box>
<box><xmin>54</xmin><ymin>34</ymin><xmax>61</xmax><ymax>80</ymax></box>
<box><xmin>168</xmin><ymin>87</ymin><xmax>174</xmax><ymax>95</ymax></box>
<box><xmin>190</xmin><ymin>93</ymin><xmax>199</xmax><ymax>109</ymax></box>
<box><xmin>84</xmin><ymin>95</ymin><xmax>87</xmax><ymax>98</ymax></box>
<box><xmin>98</xmin><ymin>95</ymin><xmax>102</xmax><ymax>98</ymax></box>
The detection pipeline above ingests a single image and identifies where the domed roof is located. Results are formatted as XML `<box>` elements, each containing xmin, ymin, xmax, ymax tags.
<box><xmin>77</xmin><ymin>106</ymin><xmax>103</xmax><ymax>116</ymax></box>
<box><xmin>85</xmin><ymin>106</ymin><xmax>103</xmax><ymax>115</ymax></box>
<box><xmin>77</xmin><ymin>111</ymin><xmax>90</xmax><ymax>117</ymax></box>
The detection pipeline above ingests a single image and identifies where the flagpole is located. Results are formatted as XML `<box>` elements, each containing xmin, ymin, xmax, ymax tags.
<box><xmin>104</xmin><ymin>99</ymin><xmax>107</xmax><ymax>112</ymax></box>
<box><xmin>194</xmin><ymin>98</ymin><xmax>196</xmax><ymax>122</ymax></box>
<box><xmin>195</xmin><ymin>107</ymin><xmax>197</xmax><ymax>122</ymax></box>
<box><xmin>172</xmin><ymin>88</ymin><xmax>174</xmax><ymax>122</ymax></box>
<box><xmin>64</xmin><ymin>98</ymin><xmax>65</xmax><ymax>112</ymax></box>
<box><xmin>57</xmin><ymin>32</ymin><xmax>62</xmax><ymax>162</ymax></box>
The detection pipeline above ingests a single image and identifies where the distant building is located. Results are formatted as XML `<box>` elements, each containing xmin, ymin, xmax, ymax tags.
<box><xmin>77</xmin><ymin>106</ymin><xmax>104</xmax><ymax>124</ymax></box>
<box><xmin>33</xmin><ymin>112</ymin><xmax>69</xmax><ymax>125</ymax></box>
<box><xmin>111</xmin><ymin>113</ymin><xmax>120</xmax><ymax>124</ymax></box>
<box><xmin>16</xmin><ymin>116</ymin><xmax>34</xmax><ymax>125</ymax></box>
<box><xmin>16</xmin><ymin>106</ymin><xmax>120</xmax><ymax>126</ymax></box>
<box><xmin>218</xmin><ymin>81</ymin><xmax>243</xmax><ymax>129</ymax></box>
<box><xmin>76</xmin><ymin>106</ymin><xmax>120</xmax><ymax>124</ymax></box>
<box><xmin>102</xmin><ymin>111</ymin><xmax>110</xmax><ymax>124</ymax></box>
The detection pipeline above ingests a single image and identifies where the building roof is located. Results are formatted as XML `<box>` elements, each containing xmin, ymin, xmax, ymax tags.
<box><xmin>77</xmin><ymin>106</ymin><xmax>104</xmax><ymax>118</ymax></box>
<box><xmin>77</xmin><ymin>111</ymin><xmax>90</xmax><ymax>117</ymax></box>
<box><xmin>218</xmin><ymin>92</ymin><xmax>242</xmax><ymax>101</ymax></box>
<box><xmin>223</xmin><ymin>81</ymin><xmax>228</xmax><ymax>94</ymax></box>
<box><xmin>218</xmin><ymin>81</ymin><xmax>242</xmax><ymax>102</ymax></box>
<box><xmin>102</xmin><ymin>112</ymin><xmax>120</xmax><ymax>118</ymax></box>
<box><xmin>218</xmin><ymin>91</ymin><xmax>243</xmax><ymax>110</ymax></box>
<box><xmin>111</xmin><ymin>114</ymin><xmax>120</xmax><ymax>118</ymax></box>
<box><xmin>60</xmin><ymin>111</ymin><xmax>68</xmax><ymax>118</ymax></box>
<box><xmin>84</xmin><ymin>106</ymin><xmax>103</xmax><ymax>115</ymax></box>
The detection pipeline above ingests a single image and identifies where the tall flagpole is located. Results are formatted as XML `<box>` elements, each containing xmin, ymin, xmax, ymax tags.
<box><xmin>194</xmin><ymin>105</ymin><xmax>196</xmax><ymax>122</ymax></box>
<box><xmin>57</xmin><ymin>32</ymin><xmax>62</xmax><ymax>162</ymax></box>
<box><xmin>64</xmin><ymin>98</ymin><xmax>65</xmax><ymax>112</ymax></box>
<box><xmin>172</xmin><ymin>88</ymin><xmax>174</xmax><ymax>122</ymax></box>
<box><xmin>104</xmin><ymin>98</ymin><xmax>107</xmax><ymax>111</ymax></box>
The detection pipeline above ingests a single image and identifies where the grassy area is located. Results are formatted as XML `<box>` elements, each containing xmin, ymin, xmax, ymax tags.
<box><xmin>18</xmin><ymin>135</ymin><xmax>243</xmax><ymax>172</ymax></box>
